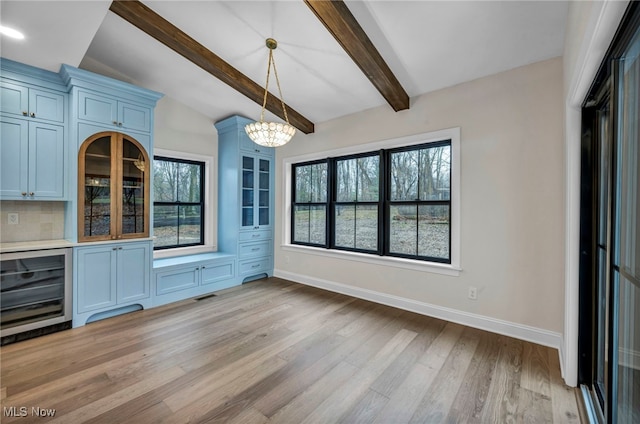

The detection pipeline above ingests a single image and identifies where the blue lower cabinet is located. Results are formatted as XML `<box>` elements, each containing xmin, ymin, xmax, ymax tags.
<box><xmin>73</xmin><ymin>240</ymin><xmax>151</xmax><ymax>326</ymax></box>
<box><xmin>152</xmin><ymin>253</ymin><xmax>236</xmax><ymax>306</ymax></box>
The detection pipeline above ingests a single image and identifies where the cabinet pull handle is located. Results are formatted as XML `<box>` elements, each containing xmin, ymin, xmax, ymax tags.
<box><xmin>252</xmin><ymin>234</ymin><xmax>260</xmax><ymax>238</ymax></box>
<box><xmin>30</xmin><ymin>112</ymin><xmax>35</xmax><ymax>118</ymax></box>
<box><xmin>251</xmin><ymin>248</ymin><xmax>260</xmax><ymax>251</ymax></box>
<box><xmin>22</xmin><ymin>111</ymin><xmax>28</xmax><ymax>116</ymax></box>
<box><xmin>251</xmin><ymin>264</ymin><xmax>260</xmax><ymax>268</ymax></box>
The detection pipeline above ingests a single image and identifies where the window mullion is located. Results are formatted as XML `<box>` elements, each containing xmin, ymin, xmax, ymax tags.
<box><xmin>379</xmin><ymin>149</ymin><xmax>386</xmax><ymax>256</ymax></box>
<box><xmin>327</xmin><ymin>158</ymin><xmax>335</xmax><ymax>249</ymax></box>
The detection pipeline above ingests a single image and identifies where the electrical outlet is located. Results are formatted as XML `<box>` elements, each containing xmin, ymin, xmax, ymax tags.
<box><xmin>468</xmin><ymin>286</ymin><xmax>477</xmax><ymax>300</ymax></box>
<box><xmin>8</xmin><ymin>213</ymin><xmax>19</xmax><ymax>225</ymax></box>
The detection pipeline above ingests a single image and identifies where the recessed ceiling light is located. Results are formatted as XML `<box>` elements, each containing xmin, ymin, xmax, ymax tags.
<box><xmin>0</xmin><ymin>25</ymin><xmax>25</xmax><ymax>40</ymax></box>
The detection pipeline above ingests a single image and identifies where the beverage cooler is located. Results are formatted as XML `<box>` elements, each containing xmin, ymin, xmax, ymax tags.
<box><xmin>0</xmin><ymin>248</ymin><xmax>72</xmax><ymax>342</ymax></box>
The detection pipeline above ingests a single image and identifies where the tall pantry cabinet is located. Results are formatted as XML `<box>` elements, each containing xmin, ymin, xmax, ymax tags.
<box><xmin>216</xmin><ymin>115</ymin><xmax>275</xmax><ymax>283</ymax></box>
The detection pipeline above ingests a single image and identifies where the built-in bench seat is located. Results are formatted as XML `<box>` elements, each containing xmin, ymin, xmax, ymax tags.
<box><xmin>152</xmin><ymin>252</ymin><xmax>237</xmax><ymax>307</ymax></box>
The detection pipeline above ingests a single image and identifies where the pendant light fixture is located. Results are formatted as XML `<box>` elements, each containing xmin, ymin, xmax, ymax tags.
<box><xmin>245</xmin><ymin>38</ymin><xmax>296</xmax><ymax>147</ymax></box>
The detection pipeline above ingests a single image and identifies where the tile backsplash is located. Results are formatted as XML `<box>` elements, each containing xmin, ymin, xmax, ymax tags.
<box><xmin>0</xmin><ymin>201</ymin><xmax>65</xmax><ymax>243</ymax></box>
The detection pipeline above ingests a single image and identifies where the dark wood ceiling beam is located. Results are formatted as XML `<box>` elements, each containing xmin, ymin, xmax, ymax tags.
<box><xmin>304</xmin><ymin>0</ymin><xmax>409</xmax><ymax>112</ymax></box>
<box><xmin>109</xmin><ymin>0</ymin><xmax>314</xmax><ymax>134</ymax></box>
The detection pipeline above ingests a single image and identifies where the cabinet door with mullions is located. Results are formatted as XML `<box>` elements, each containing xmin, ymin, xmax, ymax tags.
<box><xmin>240</xmin><ymin>155</ymin><xmax>272</xmax><ymax>229</ymax></box>
<box><xmin>79</xmin><ymin>131</ymin><xmax>149</xmax><ymax>242</ymax></box>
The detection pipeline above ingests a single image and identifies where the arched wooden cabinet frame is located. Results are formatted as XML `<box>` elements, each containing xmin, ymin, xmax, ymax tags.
<box><xmin>78</xmin><ymin>131</ymin><xmax>150</xmax><ymax>242</ymax></box>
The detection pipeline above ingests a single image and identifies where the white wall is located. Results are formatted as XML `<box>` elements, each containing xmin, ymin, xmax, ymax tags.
<box><xmin>274</xmin><ymin>58</ymin><xmax>565</xmax><ymax>345</ymax></box>
<box><xmin>153</xmin><ymin>96</ymin><xmax>219</xmax><ymax>251</ymax></box>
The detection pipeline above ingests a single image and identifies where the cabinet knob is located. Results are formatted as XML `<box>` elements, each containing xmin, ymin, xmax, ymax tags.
<box><xmin>22</xmin><ymin>111</ymin><xmax>28</xmax><ymax>116</ymax></box>
<box><xmin>113</xmin><ymin>121</ymin><xmax>118</xmax><ymax>125</ymax></box>
<box><xmin>113</xmin><ymin>247</ymin><xmax>117</xmax><ymax>250</ymax></box>
<box><xmin>29</xmin><ymin>192</ymin><xmax>34</xmax><ymax>196</ymax></box>
<box><xmin>30</xmin><ymin>112</ymin><xmax>35</xmax><ymax>118</ymax></box>
<box><xmin>118</xmin><ymin>247</ymin><xmax>123</xmax><ymax>250</ymax></box>
<box><xmin>118</xmin><ymin>122</ymin><xmax>123</xmax><ymax>127</ymax></box>
<box><xmin>21</xmin><ymin>192</ymin><xmax>27</xmax><ymax>196</ymax></box>
<box><xmin>195</xmin><ymin>267</ymin><xmax>200</xmax><ymax>271</ymax></box>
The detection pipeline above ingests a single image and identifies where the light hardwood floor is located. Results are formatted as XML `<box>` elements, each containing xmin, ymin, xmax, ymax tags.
<box><xmin>0</xmin><ymin>277</ymin><xmax>581</xmax><ymax>423</ymax></box>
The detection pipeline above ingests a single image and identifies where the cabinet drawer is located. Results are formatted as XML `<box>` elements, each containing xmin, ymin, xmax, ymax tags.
<box><xmin>155</xmin><ymin>267</ymin><xmax>199</xmax><ymax>295</ymax></box>
<box><xmin>238</xmin><ymin>241</ymin><xmax>271</xmax><ymax>259</ymax></box>
<box><xmin>238</xmin><ymin>257</ymin><xmax>271</xmax><ymax>276</ymax></box>
<box><xmin>201</xmin><ymin>261</ymin><xmax>234</xmax><ymax>286</ymax></box>
<box><xmin>239</xmin><ymin>230</ymin><xmax>272</xmax><ymax>242</ymax></box>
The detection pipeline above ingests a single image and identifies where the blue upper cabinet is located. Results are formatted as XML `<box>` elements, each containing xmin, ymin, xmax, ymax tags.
<box><xmin>61</xmin><ymin>64</ymin><xmax>162</xmax><ymax>152</ymax></box>
<box><xmin>1</xmin><ymin>81</ymin><xmax>65</xmax><ymax>123</ymax></box>
<box><xmin>216</xmin><ymin>115</ymin><xmax>275</xmax><ymax>283</ymax></box>
<box><xmin>77</xmin><ymin>90</ymin><xmax>151</xmax><ymax>133</ymax></box>
<box><xmin>0</xmin><ymin>59</ymin><xmax>68</xmax><ymax>200</ymax></box>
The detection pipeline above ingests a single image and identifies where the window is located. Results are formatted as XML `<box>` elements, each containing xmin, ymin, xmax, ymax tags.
<box><xmin>292</xmin><ymin>160</ymin><xmax>328</xmax><ymax>246</ymax></box>
<box><xmin>153</xmin><ymin>156</ymin><xmax>205</xmax><ymax>249</ymax></box>
<box><xmin>334</xmin><ymin>153</ymin><xmax>380</xmax><ymax>252</ymax></box>
<box><xmin>387</xmin><ymin>142</ymin><xmax>451</xmax><ymax>261</ymax></box>
<box><xmin>288</xmin><ymin>129</ymin><xmax>458</xmax><ymax>268</ymax></box>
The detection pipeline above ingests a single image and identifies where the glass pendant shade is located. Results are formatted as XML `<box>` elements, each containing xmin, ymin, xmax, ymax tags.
<box><xmin>245</xmin><ymin>121</ymin><xmax>296</xmax><ymax>147</ymax></box>
<box><xmin>245</xmin><ymin>38</ymin><xmax>296</xmax><ymax>148</ymax></box>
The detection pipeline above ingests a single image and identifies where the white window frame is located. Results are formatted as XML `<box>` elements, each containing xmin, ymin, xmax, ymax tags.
<box><xmin>282</xmin><ymin>127</ymin><xmax>461</xmax><ymax>276</ymax></box>
<box><xmin>152</xmin><ymin>148</ymin><xmax>214</xmax><ymax>259</ymax></box>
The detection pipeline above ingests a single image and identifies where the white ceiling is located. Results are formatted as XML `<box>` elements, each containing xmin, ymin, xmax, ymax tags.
<box><xmin>0</xmin><ymin>0</ymin><xmax>569</xmax><ymax>128</ymax></box>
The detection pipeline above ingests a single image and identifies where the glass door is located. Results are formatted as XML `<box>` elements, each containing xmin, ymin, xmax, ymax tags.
<box><xmin>580</xmin><ymin>4</ymin><xmax>640</xmax><ymax>422</ymax></box>
<box><xmin>594</xmin><ymin>99</ymin><xmax>611</xmax><ymax>414</ymax></box>
<box><xmin>613</xmin><ymin>24</ymin><xmax>640</xmax><ymax>422</ymax></box>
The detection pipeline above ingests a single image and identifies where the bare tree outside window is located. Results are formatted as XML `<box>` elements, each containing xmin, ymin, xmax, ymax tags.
<box><xmin>153</xmin><ymin>157</ymin><xmax>204</xmax><ymax>249</ymax></box>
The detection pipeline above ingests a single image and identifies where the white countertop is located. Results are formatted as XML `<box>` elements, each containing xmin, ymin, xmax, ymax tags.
<box><xmin>0</xmin><ymin>239</ymin><xmax>75</xmax><ymax>253</ymax></box>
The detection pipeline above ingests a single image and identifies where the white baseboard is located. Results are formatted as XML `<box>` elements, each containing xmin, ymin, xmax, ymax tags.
<box><xmin>274</xmin><ymin>269</ymin><xmax>563</xmax><ymax>351</ymax></box>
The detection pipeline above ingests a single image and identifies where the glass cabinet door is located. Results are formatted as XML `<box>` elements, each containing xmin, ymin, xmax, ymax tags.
<box><xmin>121</xmin><ymin>138</ymin><xmax>147</xmax><ymax>236</ymax></box>
<box><xmin>258</xmin><ymin>158</ymin><xmax>270</xmax><ymax>226</ymax></box>
<box><xmin>240</xmin><ymin>155</ymin><xmax>271</xmax><ymax>229</ymax></box>
<box><xmin>82</xmin><ymin>135</ymin><xmax>113</xmax><ymax>239</ymax></box>
<box><xmin>242</xmin><ymin>156</ymin><xmax>254</xmax><ymax>227</ymax></box>
<box><xmin>79</xmin><ymin>132</ymin><xmax>149</xmax><ymax>242</ymax></box>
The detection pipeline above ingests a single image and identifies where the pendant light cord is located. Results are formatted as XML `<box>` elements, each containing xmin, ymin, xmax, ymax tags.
<box><xmin>260</xmin><ymin>46</ymin><xmax>290</xmax><ymax>125</ymax></box>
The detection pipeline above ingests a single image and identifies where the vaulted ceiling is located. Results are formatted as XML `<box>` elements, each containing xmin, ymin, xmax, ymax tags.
<box><xmin>0</xmin><ymin>1</ymin><xmax>569</xmax><ymax>131</ymax></box>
